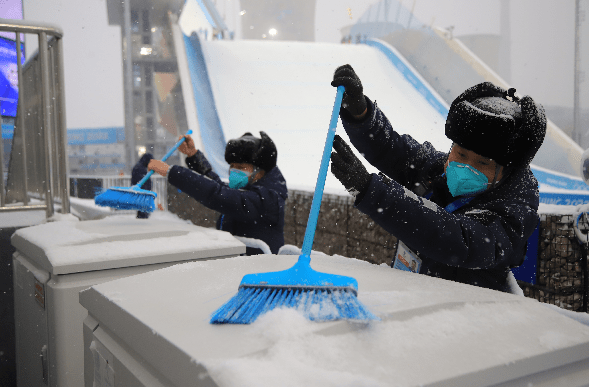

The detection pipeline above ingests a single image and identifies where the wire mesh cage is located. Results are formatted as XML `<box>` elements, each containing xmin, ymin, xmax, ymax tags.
<box><xmin>518</xmin><ymin>214</ymin><xmax>589</xmax><ymax>313</ymax></box>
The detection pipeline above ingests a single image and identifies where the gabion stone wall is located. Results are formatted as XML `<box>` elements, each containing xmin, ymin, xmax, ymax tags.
<box><xmin>167</xmin><ymin>184</ymin><xmax>397</xmax><ymax>265</ymax></box>
<box><xmin>519</xmin><ymin>214</ymin><xmax>588</xmax><ymax>313</ymax></box>
<box><xmin>167</xmin><ymin>184</ymin><xmax>219</xmax><ymax>229</ymax></box>
<box><xmin>285</xmin><ymin>191</ymin><xmax>397</xmax><ymax>265</ymax></box>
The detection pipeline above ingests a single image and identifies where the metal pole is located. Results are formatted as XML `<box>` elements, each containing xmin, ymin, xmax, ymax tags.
<box><xmin>16</xmin><ymin>31</ymin><xmax>28</xmax><ymax>206</ymax></box>
<box><xmin>574</xmin><ymin>0</ymin><xmax>581</xmax><ymax>146</ymax></box>
<box><xmin>55</xmin><ymin>37</ymin><xmax>70</xmax><ymax>213</ymax></box>
<box><xmin>39</xmin><ymin>32</ymin><xmax>54</xmax><ymax>217</ymax></box>
<box><xmin>123</xmin><ymin>0</ymin><xmax>136</xmax><ymax>172</ymax></box>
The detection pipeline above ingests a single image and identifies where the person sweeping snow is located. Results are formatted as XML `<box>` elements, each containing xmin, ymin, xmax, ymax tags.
<box><xmin>144</xmin><ymin>131</ymin><xmax>288</xmax><ymax>255</ymax></box>
<box><xmin>329</xmin><ymin>64</ymin><xmax>546</xmax><ymax>292</ymax></box>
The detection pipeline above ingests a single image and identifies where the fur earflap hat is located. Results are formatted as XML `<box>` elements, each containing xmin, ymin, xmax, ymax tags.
<box><xmin>445</xmin><ymin>82</ymin><xmax>546</xmax><ymax>169</ymax></box>
<box><xmin>225</xmin><ymin>131</ymin><xmax>277</xmax><ymax>171</ymax></box>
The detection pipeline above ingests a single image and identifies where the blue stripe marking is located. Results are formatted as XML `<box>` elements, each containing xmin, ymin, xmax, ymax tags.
<box><xmin>532</xmin><ymin>167</ymin><xmax>589</xmax><ymax>192</ymax></box>
<box><xmin>183</xmin><ymin>32</ymin><xmax>228</xmax><ymax>178</ymax></box>
<box><xmin>364</xmin><ymin>38</ymin><xmax>449</xmax><ymax>118</ymax></box>
<box><xmin>539</xmin><ymin>192</ymin><xmax>589</xmax><ymax>206</ymax></box>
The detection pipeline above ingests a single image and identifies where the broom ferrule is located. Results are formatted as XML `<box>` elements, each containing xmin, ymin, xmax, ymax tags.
<box><xmin>137</xmin><ymin>170</ymin><xmax>155</xmax><ymax>188</ymax></box>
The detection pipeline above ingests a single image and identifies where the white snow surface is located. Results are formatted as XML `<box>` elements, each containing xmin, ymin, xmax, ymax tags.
<box><xmin>83</xmin><ymin>254</ymin><xmax>589</xmax><ymax>387</ymax></box>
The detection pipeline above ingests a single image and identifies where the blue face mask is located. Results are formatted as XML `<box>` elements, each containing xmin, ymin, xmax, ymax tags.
<box><xmin>446</xmin><ymin>161</ymin><xmax>489</xmax><ymax>197</ymax></box>
<box><xmin>228</xmin><ymin>169</ymin><xmax>251</xmax><ymax>189</ymax></box>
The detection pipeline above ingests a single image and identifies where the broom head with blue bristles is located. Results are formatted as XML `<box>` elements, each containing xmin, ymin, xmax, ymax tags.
<box><xmin>94</xmin><ymin>130</ymin><xmax>193</xmax><ymax>212</ymax></box>
<box><xmin>210</xmin><ymin>254</ymin><xmax>377</xmax><ymax>324</ymax></box>
<box><xmin>94</xmin><ymin>185</ymin><xmax>157</xmax><ymax>212</ymax></box>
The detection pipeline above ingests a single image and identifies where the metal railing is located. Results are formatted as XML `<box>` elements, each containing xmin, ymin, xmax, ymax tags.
<box><xmin>0</xmin><ymin>19</ymin><xmax>69</xmax><ymax>218</ymax></box>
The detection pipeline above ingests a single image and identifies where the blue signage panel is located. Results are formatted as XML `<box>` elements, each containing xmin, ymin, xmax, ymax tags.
<box><xmin>539</xmin><ymin>192</ymin><xmax>589</xmax><ymax>206</ymax></box>
<box><xmin>67</xmin><ymin>127</ymin><xmax>125</xmax><ymax>145</ymax></box>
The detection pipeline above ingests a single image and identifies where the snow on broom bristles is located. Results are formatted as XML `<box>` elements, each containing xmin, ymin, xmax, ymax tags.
<box><xmin>210</xmin><ymin>87</ymin><xmax>378</xmax><ymax>324</ymax></box>
<box><xmin>95</xmin><ymin>130</ymin><xmax>192</xmax><ymax>212</ymax></box>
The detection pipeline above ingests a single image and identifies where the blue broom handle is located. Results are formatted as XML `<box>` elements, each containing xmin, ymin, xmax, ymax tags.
<box><xmin>301</xmin><ymin>86</ymin><xmax>345</xmax><ymax>256</ymax></box>
<box><xmin>136</xmin><ymin>130</ymin><xmax>193</xmax><ymax>188</ymax></box>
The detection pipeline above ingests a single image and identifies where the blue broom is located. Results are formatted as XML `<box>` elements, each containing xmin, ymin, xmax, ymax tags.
<box><xmin>95</xmin><ymin>130</ymin><xmax>193</xmax><ymax>212</ymax></box>
<box><xmin>210</xmin><ymin>86</ymin><xmax>378</xmax><ymax>324</ymax></box>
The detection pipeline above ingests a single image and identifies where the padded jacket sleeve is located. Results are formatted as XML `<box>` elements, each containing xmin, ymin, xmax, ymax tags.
<box><xmin>167</xmin><ymin>165</ymin><xmax>281</xmax><ymax>224</ymax></box>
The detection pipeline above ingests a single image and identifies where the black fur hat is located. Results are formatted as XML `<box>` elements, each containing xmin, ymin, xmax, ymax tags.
<box><xmin>224</xmin><ymin>131</ymin><xmax>277</xmax><ymax>171</ymax></box>
<box><xmin>445</xmin><ymin>82</ymin><xmax>546</xmax><ymax>168</ymax></box>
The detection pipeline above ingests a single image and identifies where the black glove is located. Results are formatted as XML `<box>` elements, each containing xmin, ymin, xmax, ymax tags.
<box><xmin>132</xmin><ymin>153</ymin><xmax>153</xmax><ymax>190</ymax></box>
<box><xmin>136</xmin><ymin>153</ymin><xmax>154</xmax><ymax>168</ymax></box>
<box><xmin>132</xmin><ymin>153</ymin><xmax>153</xmax><ymax>219</ymax></box>
<box><xmin>330</xmin><ymin>135</ymin><xmax>371</xmax><ymax>197</ymax></box>
<box><xmin>331</xmin><ymin>64</ymin><xmax>367</xmax><ymax>116</ymax></box>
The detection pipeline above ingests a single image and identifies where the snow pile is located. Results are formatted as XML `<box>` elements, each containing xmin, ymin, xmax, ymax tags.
<box><xmin>203</xmin><ymin>300</ymin><xmax>588</xmax><ymax>387</ymax></box>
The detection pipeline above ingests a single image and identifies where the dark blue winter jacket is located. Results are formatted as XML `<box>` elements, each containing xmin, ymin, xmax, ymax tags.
<box><xmin>167</xmin><ymin>151</ymin><xmax>288</xmax><ymax>255</ymax></box>
<box><xmin>342</xmin><ymin>98</ymin><xmax>540</xmax><ymax>292</ymax></box>
<box><xmin>131</xmin><ymin>154</ymin><xmax>154</xmax><ymax>219</ymax></box>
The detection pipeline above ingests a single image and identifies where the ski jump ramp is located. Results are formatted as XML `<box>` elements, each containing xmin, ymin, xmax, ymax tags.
<box><xmin>172</xmin><ymin>4</ymin><xmax>589</xmax><ymax>201</ymax></box>
<box><xmin>174</xmin><ymin>37</ymin><xmax>450</xmax><ymax>192</ymax></box>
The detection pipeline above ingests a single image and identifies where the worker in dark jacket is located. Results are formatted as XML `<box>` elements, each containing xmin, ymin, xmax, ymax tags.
<box><xmin>131</xmin><ymin>153</ymin><xmax>154</xmax><ymax>219</ymax></box>
<box><xmin>146</xmin><ymin>131</ymin><xmax>287</xmax><ymax>255</ymax></box>
<box><xmin>329</xmin><ymin>64</ymin><xmax>547</xmax><ymax>292</ymax></box>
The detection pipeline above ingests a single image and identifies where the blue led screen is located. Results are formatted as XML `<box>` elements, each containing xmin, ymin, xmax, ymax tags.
<box><xmin>0</xmin><ymin>36</ymin><xmax>25</xmax><ymax>117</ymax></box>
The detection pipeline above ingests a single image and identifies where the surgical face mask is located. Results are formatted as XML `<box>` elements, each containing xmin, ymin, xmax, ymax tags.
<box><xmin>228</xmin><ymin>169</ymin><xmax>251</xmax><ymax>189</ymax></box>
<box><xmin>446</xmin><ymin>161</ymin><xmax>489</xmax><ymax>197</ymax></box>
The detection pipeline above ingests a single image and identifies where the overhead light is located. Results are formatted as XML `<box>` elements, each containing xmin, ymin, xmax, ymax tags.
<box><xmin>269</xmin><ymin>28</ymin><xmax>277</xmax><ymax>37</ymax></box>
<box><xmin>140</xmin><ymin>47</ymin><xmax>152</xmax><ymax>55</ymax></box>
<box><xmin>138</xmin><ymin>146</ymin><xmax>147</xmax><ymax>156</ymax></box>
<box><xmin>240</xmin><ymin>10</ymin><xmax>246</xmax><ymax>15</ymax></box>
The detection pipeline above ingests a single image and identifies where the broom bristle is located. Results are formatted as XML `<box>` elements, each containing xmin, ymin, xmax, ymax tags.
<box><xmin>210</xmin><ymin>286</ymin><xmax>377</xmax><ymax>324</ymax></box>
<box><xmin>95</xmin><ymin>186</ymin><xmax>156</xmax><ymax>212</ymax></box>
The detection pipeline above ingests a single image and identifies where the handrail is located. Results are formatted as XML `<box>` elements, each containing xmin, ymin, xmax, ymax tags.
<box><xmin>0</xmin><ymin>19</ymin><xmax>69</xmax><ymax>220</ymax></box>
<box><xmin>0</xmin><ymin>18</ymin><xmax>63</xmax><ymax>37</ymax></box>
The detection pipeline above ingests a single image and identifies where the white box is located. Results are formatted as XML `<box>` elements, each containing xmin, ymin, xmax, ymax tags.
<box><xmin>12</xmin><ymin>215</ymin><xmax>245</xmax><ymax>387</ymax></box>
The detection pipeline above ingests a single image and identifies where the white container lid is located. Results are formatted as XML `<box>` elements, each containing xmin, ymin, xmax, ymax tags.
<box><xmin>11</xmin><ymin>214</ymin><xmax>246</xmax><ymax>274</ymax></box>
<box><xmin>80</xmin><ymin>254</ymin><xmax>589</xmax><ymax>387</ymax></box>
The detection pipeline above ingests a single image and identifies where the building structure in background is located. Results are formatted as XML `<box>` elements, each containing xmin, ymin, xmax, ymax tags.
<box><xmin>106</xmin><ymin>0</ymin><xmax>187</xmax><ymax>171</ymax></box>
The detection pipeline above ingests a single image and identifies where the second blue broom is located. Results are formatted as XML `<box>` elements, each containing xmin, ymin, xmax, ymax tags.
<box><xmin>95</xmin><ymin>130</ymin><xmax>193</xmax><ymax>212</ymax></box>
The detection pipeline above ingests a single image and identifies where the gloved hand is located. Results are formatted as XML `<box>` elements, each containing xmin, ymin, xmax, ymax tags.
<box><xmin>330</xmin><ymin>135</ymin><xmax>371</xmax><ymax>197</ymax></box>
<box><xmin>331</xmin><ymin>64</ymin><xmax>367</xmax><ymax>117</ymax></box>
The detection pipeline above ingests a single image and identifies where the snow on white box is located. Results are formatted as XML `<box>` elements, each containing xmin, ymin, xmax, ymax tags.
<box><xmin>80</xmin><ymin>254</ymin><xmax>589</xmax><ymax>387</ymax></box>
<box><xmin>11</xmin><ymin>212</ymin><xmax>246</xmax><ymax>275</ymax></box>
